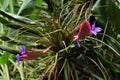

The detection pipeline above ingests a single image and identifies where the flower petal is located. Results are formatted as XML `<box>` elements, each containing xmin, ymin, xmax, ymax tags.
<box><xmin>92</xmin><ymin>22</ymin><xmax>95</xmax><ymax>30</ymax></box>
<box><xmin>92</xmin><ymin>30</ymin><xmax>97</xmax><ymax>36</ymax></box>
<box><xmin>95</xmin><ymin>27</ymin><xmax>102</xmax><ymax>32</ymax></box>
<box><xmin>20</xmin><ymin>46</ymin><xmax>26</xmax><ymax>55</ymax></box>
<box><xmin>91</xmin><ymin>22</ymin><xmax>102</xmax><ymax>36</ymax></box>
<box><xmin>73</xmin><ymin>35</ymin><xmax>79</xmax><ymax>41</ymax></box>
<box><xmin>76</xmin><ymin>40</ymin><xmax>80</xmax><ymax>47</ymax></box>
<box><xmin>16</xmin><ymin>54</ymin><xmax>20</xmax><ymax>65</ymax></box>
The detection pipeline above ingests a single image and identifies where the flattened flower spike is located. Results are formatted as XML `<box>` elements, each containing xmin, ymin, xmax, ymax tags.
<box><xmin>16</xmin><ymin>46</ymin><xmax>51</xmax><ymax>65</ymax></box>
<box><xmin>73</xmin><ymin>20</ymin><xmax>92</xmax><ymax>47</ymax></box>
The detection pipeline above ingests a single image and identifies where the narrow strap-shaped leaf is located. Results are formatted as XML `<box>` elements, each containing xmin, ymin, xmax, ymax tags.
<box><xmin>0</xmin><ymin>9</ymin><xmax>37</xmax><ymax>25</ymax></box>
<box><xmin>0</xmin><ymin>36</ymin><xmax>38</xmax><ymax>47</ymax></box>
<box><xmin>93</xmin><ymin>49</ymin><xmax>120</xmax><ymax>72</ymax></box>
<box><xmin>0</xmin><ymin>16</ymin><xmax>41</xmax><ymax>36</ymax></box>
<box><xmin>0</xmin><ymin>45</ymin><xmax>19</xmax><ymax>55</ymax></box>
<box><xmin>17</xmin><ymin>0</ymin><xmax>37</xmax><ymax>15</ymax></box>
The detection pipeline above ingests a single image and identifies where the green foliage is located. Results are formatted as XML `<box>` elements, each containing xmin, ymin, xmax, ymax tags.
<box><xmin>17</xmin><ymin>0</ymin><xmax>37</xmax><ymax>15</ymax></box>
<box><xmin>92</xmin><ymin>0</ymin><xmax>120</xmax><ymax>38</ymax></box>
<box><xmin>52</xmin><ymin>0</ymin><xmax>63</xmax><ymax>6</ymax></box>
<box><xmin>0</xmin><ymin>52</ymin><xmax>11</xmax><ymax>64</ymax></box>
<box><xmin>0</xmin><ymin>0</ymin><xmax>120</xmax><ymax>80</ymax></box>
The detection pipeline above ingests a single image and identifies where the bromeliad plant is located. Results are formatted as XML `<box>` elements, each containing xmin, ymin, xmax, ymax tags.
<box><xmin>16</xmin><ymin>46</ymin><xmax>51</xmax><ymax>65</ymax></box>
<box><xmin>73</xmin><ymin>20</ymin><xmax>102</xmax><ymax>47</ymax></box>
<box><xmin>0</xmin><ymin>0</ymin><xmax>120</xmax><ymax>80</ymax></box>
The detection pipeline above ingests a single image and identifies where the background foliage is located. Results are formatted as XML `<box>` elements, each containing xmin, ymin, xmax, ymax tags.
<box><xmin>0</xmin><ymin>0</ymin><xmax>120</xmax><ymax>80</ymax></box>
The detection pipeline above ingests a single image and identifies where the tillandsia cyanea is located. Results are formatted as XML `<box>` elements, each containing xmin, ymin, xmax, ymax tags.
<box><xmin>74</xmin><ymin>20</ymin><xmax>92</xmax><ymax>47</ymax></box>
<box><xmin>74</xmin><ymin>20</ymin><xmax>102</xmax><ymax>47</ymax></box>
<box><xmin>16</xmin><ymin>46</ymin><xmax>51</xmax><ymax>65</ymax></box>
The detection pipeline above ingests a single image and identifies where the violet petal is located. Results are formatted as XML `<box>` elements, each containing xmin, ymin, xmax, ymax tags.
<box><xmin>92</xmin><ymin>30</ymin><xmax>97</xmax><ymax>36</ymax></box>
<box><xmin>20</xmin><ymin>46</ymin><xmax>26</xmax><ymax>55</ymax></box>
<box><xmin>95</xmin><ymin>27</ymin><xmax>102</xmax><ymax>32</ymax></box>
<box><xmin>92</xmin><ymin>22</ymin><xmax>95</xmax><ymax>30</ymax></box>
<box><xmin>76</xmin><ymin>40</ymin><xmax>80</xmax><ymax>47</ymax></box>
<box><xmin>16</xmin><ymin>54</ymin><xmax>20</xmax><ymax>65</ymax></box>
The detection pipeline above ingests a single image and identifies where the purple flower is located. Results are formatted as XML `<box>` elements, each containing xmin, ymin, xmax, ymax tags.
<box><xmin>76</xmin><ymin>39</ymin><xmax>80</xmax><ymax>47</ymax></box>
<box><xmin>20</xmin><ymin>46</ymin><xmax>26</xmax><ymax>55</ymax></box>
<box><xmin>16</xmin><ymin>46</ymin><xmax>51</xmax><ymax>65</ymax></box>
<box><xmin>16</xmin><ymin>46</ymin><xmax>26</xmax><ymax>65</ymax></box>
<box><xmin>16</xmin><ymin>54</ymin><xmax>21</xmax><ymax>65</ymax></box>
<box><xmin>91</xmin><ymin>22</ymin><xmax>102</xmax><ymax>36</ymax></box>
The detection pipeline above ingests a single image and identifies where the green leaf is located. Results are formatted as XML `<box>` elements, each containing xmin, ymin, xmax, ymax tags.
<box><xmin>106</xmin><ymin>39</ymin><xmax>120</xmax><ymax>55</ymax></box>
<box><xmin>0</xmin><ymin>76</ymin><xmax>5</xmax><ymax>80</ymax></box>
<box><xmin>93</xmin><ymin>49</ymin><xmax>120</xmax><ymax>72</ymax></box>
<box><xmin>30</xmin><ymin>0</ymin><xmax>42</xmax><ymax>20</ymax></box>
<box><xmin>64</xmin><ymin>60</ymin><xmax>70</xmax><ymax>80</ymax></box>
<box><xmin>106</xmin><ymin>0</ymin><xmax>120</xmax><ymax>35</ymax></box>
<box><xmin>93</xmin><ymin>74</ymin><xmax>104</xmax><ymax>80</ymax></box>
<box><xmin>0</xmin><ymin>45</ymin><xmax>19</xmax><ymax>55</ymax></box>
<box><xmin>64</xmin><ymin>61</ymin><xmax>69</xmax><ymax>80</ymax></box>
<box><xmin>0</xmin><ymin>36</ymin><xmax>38</xmax><ymax>47</ymax></box>
<box><xmin>0</xmin><ymin>9</ymin><xmax>37</xmax><ymax>25</ymax></box>
<box><xmin>89</xmin><ymin>37</ymin><xmax>120</xmax><ymax>56</ymax></box>
<box><xmin>0</xmin><ymin>16</ymin><xmax>41</xmax><ymax>36</ymax></box>
<box><xmin>37</xmin><ymin>0</ymin><xmax>42</xmax><ymax>6</ymax></box>
<box><xmin>92</xmin><ymin>0</ymin><xmax>120</xmax><ymax>38</ymax></box>
<box><xmin>1</xmin><ymin>0</ymin><xmax>9</xmax><ymax>10</ymax></box>
<box><xmin>71</xmin><ymin>63</ymin><xmax>79</xmax><ymax>80</ymax></box>
<box><xmin>92</xmin><ymin>0</ymin><xmax>107</xmax><ymax>26</ymax></box>
<box><xmin>52</xmin><ymin>0</ymin><xmax>63</xmax><ymax>6</ymax></box>
<box><xmin>0</xmin><ymin>52</ymin><xmax>11</xmax><ymax>64</ymax></box>
<box><xmin>0</xmin><ymin>0</ymin><xmax>4</xmax><ymax>4</ymax></box>
<box><xmin>17</xmin><ymin>0</ymin><xmax>37</xmax><ymax>15</ymax></box>
<box><xmin>0</xmin><ymin>23</ymin><xmax>4</xmax><ymax>34</ymax></box>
